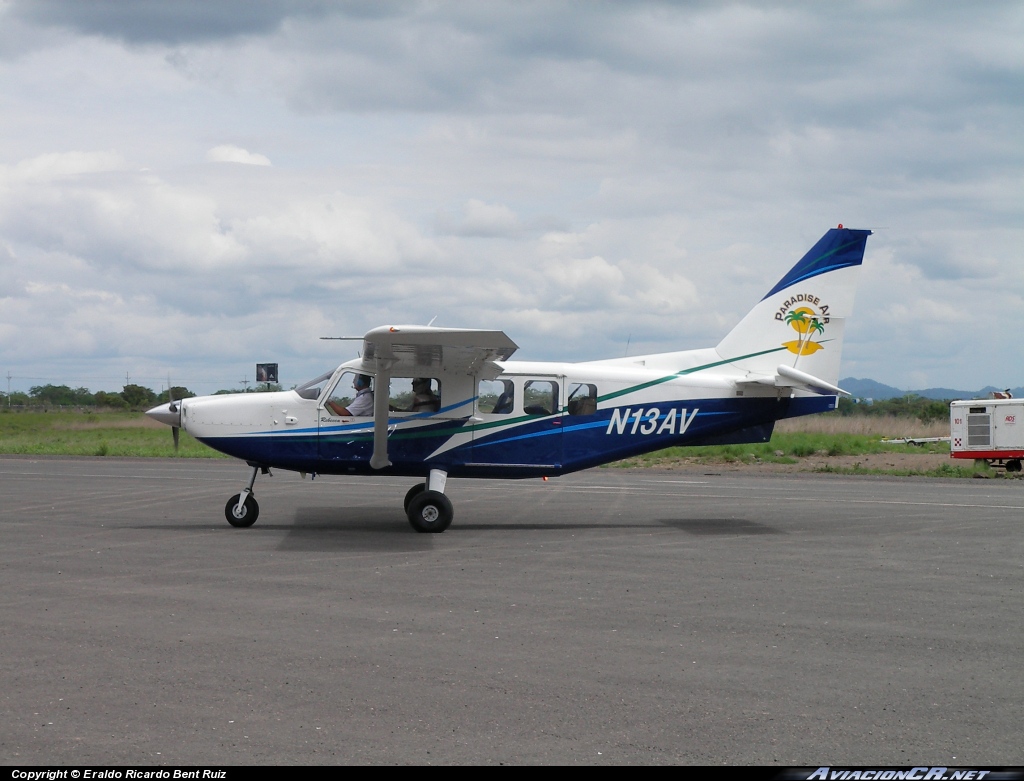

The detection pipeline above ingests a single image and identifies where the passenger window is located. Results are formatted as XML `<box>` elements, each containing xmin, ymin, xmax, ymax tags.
<box><xmin>390</xmin><ymin>377</ymin><xmax>441</xmax><ymax>413</ymax></box>
<box><xmin>524</xmin><ymin>380</ymin><xmax>558</xmax><ymax>416</ymax></box>
<box><xmin>478</xmin><ymin>379</ymin><xmax>514</xmax><ymax>415</ymax></box>
<box><xmin>567</xmin><ymin>383</ymin><xmax>598</xmax><ymax>416</ymax></box>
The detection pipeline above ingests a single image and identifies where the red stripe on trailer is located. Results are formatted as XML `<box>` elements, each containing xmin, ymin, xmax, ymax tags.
<box><xmin>950</xmin><ymin>450</ymin><xmax>1024</xmax><ymax>460</ymax></box>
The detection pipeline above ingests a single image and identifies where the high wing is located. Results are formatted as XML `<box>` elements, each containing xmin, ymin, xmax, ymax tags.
<box><xmin>351</xmin><ymin>326</ymin><xmax>519</xmax><ymax>469</ymax></box>
<box><xmin>355</xmin><ymin>325</ymin><xmax>518</xmax><ymax>378</ymax></box>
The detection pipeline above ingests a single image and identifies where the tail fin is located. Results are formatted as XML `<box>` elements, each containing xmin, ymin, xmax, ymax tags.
<box><xmin>715</xmin><ymin>227</ymin><xmax>871</xmax><ymax>386</ymax></box>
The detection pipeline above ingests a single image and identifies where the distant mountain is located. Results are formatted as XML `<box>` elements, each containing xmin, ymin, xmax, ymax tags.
<box><xmin>839</xmin><ymin>378</ymin><xmax>1024</xmax><ymax>401</ymax></box>
<box><xmin>840</xmin><ymin>378</ymin><xmax>903</xmax><ymax>399</ymax></box>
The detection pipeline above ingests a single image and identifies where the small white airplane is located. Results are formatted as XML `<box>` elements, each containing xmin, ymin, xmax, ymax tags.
<box><xmin>147</xmin><ymin>226</ymin><xmax>871</xmax><ymax>532</ymax></box>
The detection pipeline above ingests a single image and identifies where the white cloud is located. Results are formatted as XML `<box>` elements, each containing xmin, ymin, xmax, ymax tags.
<box><xmin>4</xmin><ymin>150</ymin><xmax>124</xmax><ymax>182</ymax></box>
<box><xmin>205</xmin><ymin>144</ymin><xmax>272</xmax><ymax>166</ymax></box>
<box><xmin>437</xmin><ymin>199</ymin><xmax>521</xmax><ymax>237</ymax></box>
<box><xmin>230</xmin><ymin>192</ymin><xmax>438</xmax><ymax>271</ymax></box>
<box><xmin>0</xmin><ymin>167</ymin><xmax>247</xmax><ymax>272</ymax></box>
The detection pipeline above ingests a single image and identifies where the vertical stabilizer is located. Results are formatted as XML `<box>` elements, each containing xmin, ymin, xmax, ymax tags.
<box><xmin>715</xmin><ymin>227</ymin><xmax>870</xmax><ymax>385</ymax></box>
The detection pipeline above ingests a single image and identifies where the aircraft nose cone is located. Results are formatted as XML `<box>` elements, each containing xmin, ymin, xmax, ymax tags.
<box><xmin>146</xmin><ymin>402</ymin><xmax>181</xmax><ymax>428</ymax></box>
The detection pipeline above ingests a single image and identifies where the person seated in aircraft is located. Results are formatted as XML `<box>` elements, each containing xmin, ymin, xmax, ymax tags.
<box><xmin>408</xmin><ymin>378</ymin><xmax>440</xmax><ymax>413</ymax></box>
<box><xmin>328</xmin><ymin>374</ymin><xmax>373</xmax><ymax>416</ymax></box>
<box><xmin>490</xmin><ymin>381</ymin><xmax>514</xmax><ymax>414</ymax></box>
<box><xmin>492</xmin><ymin>392</ymin><xmax>513</xmax><ymax>414</ymax></box>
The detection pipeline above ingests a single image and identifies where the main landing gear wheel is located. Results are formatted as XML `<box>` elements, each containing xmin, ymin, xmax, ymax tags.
<box><xmin>407</xmin><ymin>490</ymin><xmax>453</xmax><ymax>533</ymax></box>
<box><xmin>225</xmin><ymin>493</ymin><xmax>259</xmax><ymax>527</ymax></box>
<box><xmin>404</xmin><ymin>482</ymin><xmax>427</xmax><ymax>512</ymax></box>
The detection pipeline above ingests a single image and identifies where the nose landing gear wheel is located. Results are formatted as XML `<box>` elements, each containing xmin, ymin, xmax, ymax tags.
<box><xmin>225</xmin><ymin>493</ymin><xmax>259</xmax><ymax>527</ymax></box>
<box><xmin>407</xmin><ymin>490</ymin><xmax>453</xmax><ymax>533</ymax></box>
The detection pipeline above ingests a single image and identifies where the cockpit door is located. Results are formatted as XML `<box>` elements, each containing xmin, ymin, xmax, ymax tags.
<box><xmin>317</xmin><ymin>370</ymin><xmax>373</xmax><ymax>463</ymax></box>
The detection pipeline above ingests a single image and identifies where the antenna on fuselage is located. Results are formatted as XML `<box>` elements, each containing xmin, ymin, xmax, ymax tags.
<box><xmin>624</xmin><ymin>333</ymin><xmax>632</xmax><ymax>357</ymax></box>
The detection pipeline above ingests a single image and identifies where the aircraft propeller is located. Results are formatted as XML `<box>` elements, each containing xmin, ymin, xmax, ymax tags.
<box><xmin>168</xmin><ymin>390</ymin><xmax>180</xmax><ymax>452</ymax></box>
<box><xmin>146</xmin><ymin>386</ymin><xmax>183</xmax><ymax>453</ymax></box>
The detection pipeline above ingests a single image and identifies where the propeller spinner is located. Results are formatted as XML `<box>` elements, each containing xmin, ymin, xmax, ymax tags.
<box><xmin>145</xmin><ymin>397</ymin><xmax>181</xmax><ymax>452</ymax></box>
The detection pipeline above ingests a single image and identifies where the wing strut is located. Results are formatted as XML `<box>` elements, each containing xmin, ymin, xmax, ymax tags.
<box><xmin>353</xmin><ymin>325</ymin><xmax>518</xmax><ymax>470</ymax></box>
<box><xmin>370</xmin><ymin>359</ymin><xmax>393</xmax><ymax>470</ymax></box>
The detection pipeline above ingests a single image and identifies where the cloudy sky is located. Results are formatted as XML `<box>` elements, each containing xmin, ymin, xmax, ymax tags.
<box><xmin>0</xmin><ymin>0</ymin><xmax>1021</xmax><ymax>395</ymax></box>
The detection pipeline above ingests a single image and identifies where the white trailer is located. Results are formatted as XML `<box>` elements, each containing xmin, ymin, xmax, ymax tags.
<box><xmin>950</xmin><ymin>398</ymin><xmax>1024</xmax><ymax>472</ymax></box>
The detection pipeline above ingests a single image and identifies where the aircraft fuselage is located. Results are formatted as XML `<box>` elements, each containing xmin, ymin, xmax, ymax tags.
<box><xmin>177</xmin><ymin>357</ymin><xmax>834</xmax><ymax>479</ymax></box>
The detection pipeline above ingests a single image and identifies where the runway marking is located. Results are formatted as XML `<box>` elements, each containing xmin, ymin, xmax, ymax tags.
<box><xmin>639</xmin><ymin>479</ymin><xmax>710</xmax><ymax>485</ymax></box>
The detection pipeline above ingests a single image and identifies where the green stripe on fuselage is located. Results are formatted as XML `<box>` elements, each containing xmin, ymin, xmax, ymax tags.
<box><xmin>333</xmin><ymin>345</ymin><xmax>792</xmax><ymax>442</ymax></box>
<box><xmin>595</xmin><ymin>346</ymin><xmax>789</xmax><ymax>403</ymax></box>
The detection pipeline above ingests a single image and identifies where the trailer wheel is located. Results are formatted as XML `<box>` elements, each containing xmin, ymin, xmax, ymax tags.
<box><xmin>1006</xmin><ymin>459</ymin><xmax>1022</xmax><ymax>473</ymax></box>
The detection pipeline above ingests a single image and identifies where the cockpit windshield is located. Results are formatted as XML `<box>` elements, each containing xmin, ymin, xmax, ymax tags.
<box><xmin>294</xmin><ymin>370</ymin><xmax>335</xmax><ymax>400</ymax></box>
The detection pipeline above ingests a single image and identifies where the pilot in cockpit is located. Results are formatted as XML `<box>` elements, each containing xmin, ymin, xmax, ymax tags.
<box><xmin>328</xmin><ymin>373</ymin><xmax>373</xmax><ymax>416</ymax></box>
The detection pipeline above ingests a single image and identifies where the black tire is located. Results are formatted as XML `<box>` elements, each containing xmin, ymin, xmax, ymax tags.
<box><xmin>1007</xmin><ymin>459</ymin><xmax>1022</xmax><ymax>473</ymax></box>
<box><xmin>225</xmin><ymin>493</ymin><xmax>259</xmax><ymax>527</ymax></box>
<box><xmin>404</xmin><ymin>482</ymin><xmax>427</xmax><ymax>512</ymax></box>
<box><xmin>407</xmin><ymin>490</ymin><xmax>453</xmax><ymax>533</ymax></box>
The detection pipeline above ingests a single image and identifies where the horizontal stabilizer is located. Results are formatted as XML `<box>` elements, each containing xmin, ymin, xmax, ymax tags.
<box><xmin>775</xmin><ymin>364</ymin><xmax>848</xmax><ymax>396</ymax></box>
<box><xmin>735</xmin><ymin>365</ymin><xmax>849</xmax><ymax>396</ymax></box>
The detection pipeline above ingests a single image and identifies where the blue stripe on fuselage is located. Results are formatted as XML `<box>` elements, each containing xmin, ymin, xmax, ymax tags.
<box><xmin>197</xmin><ymin>395</ymin><xmax>835</xmax><ymax>477</ymax></box>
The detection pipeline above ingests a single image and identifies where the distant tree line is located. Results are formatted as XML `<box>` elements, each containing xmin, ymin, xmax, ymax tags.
<box><xmin>835</xmin><ymin>395</ymin><xmax>954</xmax><ymax>424</ymax></box>
<box><xmin>0</xmin><ymin>382</ymin><xmax>285</xmax><ymax>410</ymax></box>
<box><xmin>0</xmin><ymin>383</ymin><xmax>196</xmax><ymax>410</ymax></box>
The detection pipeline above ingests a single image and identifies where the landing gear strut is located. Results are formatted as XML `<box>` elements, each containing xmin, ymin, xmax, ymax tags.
<box><xmin>224</xmin><ymin>465</ymin><xmax>269</xmax><ymax>527</ymax></box>
<box><xmin>406</xmin><ymin>469</ymin><xmax>453</xmax><ymax>533</ymax></box>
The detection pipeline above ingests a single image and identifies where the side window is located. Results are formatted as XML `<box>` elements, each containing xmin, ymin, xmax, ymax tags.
<box><xmin>324</xmin><ymin>371</ymin><xmax>374</xmax><ymax>416</ymax></box>
<box><xmin>390</xmin><ymin>377</ymin><xmax>441</xmax><ymax>414</ymax></box>
<box><xmin>478</xmin><ymin>379</ymin><xmax>514</xmax><ymax>415</ymax></box>
<box><xmin>524</xmin><ymin>380</ymin><xmax>558</xmax><ymax>416</ymax></box>
<box><xmin>567</xmin><ymin>383</ymin><xmax>598</xmax><ymax>416</ymax></box>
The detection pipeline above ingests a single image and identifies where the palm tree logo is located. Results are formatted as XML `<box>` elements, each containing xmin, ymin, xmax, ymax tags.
<box><xmin>783</xmin><ymin>307</ymin><xmax>825</xmax><ymax>355</ymax></box>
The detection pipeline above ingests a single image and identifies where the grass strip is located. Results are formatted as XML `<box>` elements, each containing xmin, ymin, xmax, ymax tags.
<box><xmin>0</xmin><ymin>410</ymin><xmax>226</xmax><ymax>458</ymax></box>
<box><xmin>0</xmin><ymin>410</ymin><xmax>968</xmax><ymax>475</ymax></box>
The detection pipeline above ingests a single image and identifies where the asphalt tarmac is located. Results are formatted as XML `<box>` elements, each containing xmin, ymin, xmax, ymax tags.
<box><xmin>1</xmin><ymin>456</ymin><xmax>1022</xmax><ymax>765</ymax></box>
